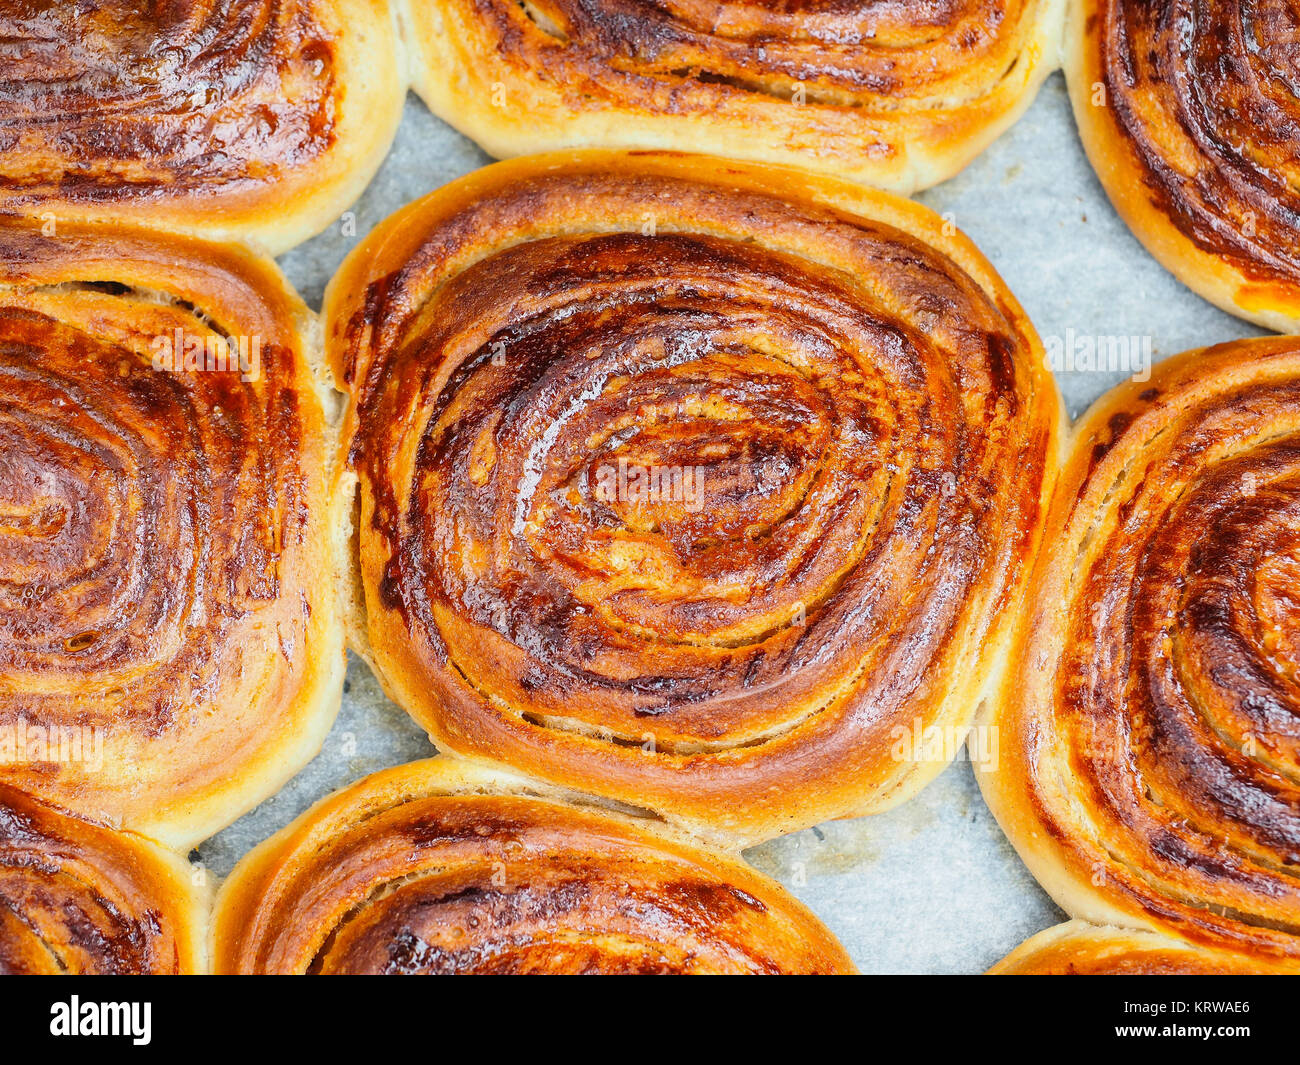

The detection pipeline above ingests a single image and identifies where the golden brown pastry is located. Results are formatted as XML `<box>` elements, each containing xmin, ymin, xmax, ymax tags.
<box><xmin>990</xmin><ymin>921</ymin><xmax>1297</xmax><ymax>975</ymax></box>
<box><xmin>1066</xmin><ymin>0</ymin><xmax>1300</xmax><ymax>331</ymax></box>
<box><xmin>325</xmin><ymin>150</ymin><xmax>1062</xmax><ymax>845</ymax></box>
<box><xmin>0</xmin><ymin>785</ymin><xmax>208</xmax><ymax>974</ymax></box>
<box><xmin>0</xmin><ymin>217</ymin><xmax>344</xmax><ymax>851</ymax></box>
<box><xmin>213</xmin><ymin>757</ymin><xmax>853</xmax><ymax>974</ymax></box>
<box><xmin>402</xmin><ymin>0</ymin><xmax>1065</xmax><ymax>193</ymax></box>
<box><xmin>978</xmin><ymin>337</ymin><xmax>1300</xmax><ymax>965</ymax></box>
<box><xmin>0</xmin><ymin>0</ymin><xmax>404</xmax><ymax>255</ymax></box>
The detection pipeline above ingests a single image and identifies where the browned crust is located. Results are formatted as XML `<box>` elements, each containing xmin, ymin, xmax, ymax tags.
<box><xmin>0</xmin><ymin>216</ymin><xmax>344</xmax><ymax>850</ymax></box>
<box><xmin>0</xmin><ymin>0</ymin><xmax>404</xmax><ymax>255</ymax></box>
<box><xmin>990</xmin><ymin>921</ymin><xmax>1299</xmax><ymax>975</ymax></box>
<box><xmin>324</xmin><ymin>150</ymin><xmax>1063</xmax><ymax>846</ymax></box>
<box><xmin>213</xmin><ymin>757</ymin><xmax>854</xmax><ymax>974</ymax></box>
<box><xmin>0</xmin><ymin>785</ymin><xmax>209</xmax><ymax>974</ymax></box>
<box><xmin>1065</xmin><ymin>0</ymin><xmax>1300</xmax><ymax>331</ymax></box>
<box><xmin>403</xmin><ymin>0</ymin><xmax>1064</xmax><ymax>194</ymax></box>
<box><xmin>979</xmin><ymin>336</ymin><xmax>1300</xmax><ymax>962</ymax></box>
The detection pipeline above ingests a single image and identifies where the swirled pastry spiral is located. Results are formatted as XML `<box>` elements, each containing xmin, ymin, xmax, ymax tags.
<box><xmin>0</xmin><ymin>0</ymin><xmax>404</xmax><ymax>254</ymax></box>
<box><xmin>402</xmin><ymin>0</ymin><xmax>1064</xmax><ymax>193</ymax></box>
<box><xmin>213</xmin><ymin>758</ymin><xmax>854</xmax><ymax>974</ymax></box>
<box><xmin>325</xmin><ymin>151</ymin><xmax>1062</xmax><ymax>844</ymax></box>
<box><xmin>989</xmin><ymin>921</ymin><xmax>1297</xmax><ymax>974</ymax></box>
<box><xmin>0</xmin><ymin>785</ymin><xmax>207</xmax><ymax>974</ymax></box>
<box><xmin>978</xmin><ymin>337</ymin><xmax>1300</xmax><ymax>964</ymax></box>
<box><xmin>1066</xmin><ymin>0</ymin><xmax>1300</xmax><ymax>331</ymax></box>
<box><xmin>0</xmin><ymin>218</ymin><xmax>344</xmax><ymax>850</ymax></box>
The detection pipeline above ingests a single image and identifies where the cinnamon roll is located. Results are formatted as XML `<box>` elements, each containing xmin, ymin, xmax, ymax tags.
<box><xmin>990</xmin><ymin>921</ymin><xmax>1297</xmax><ymax>975</ymax></box>
<box><xmin>1066</xmin><ymin>0</ymin><xmax>1300</xmax><ymax>331</ymax></box>
<box><xmin>0</xmin><ymin>0</ymin><xmax>404</xmax><ymax>254</ymax></box>
<box><xmin>0</xmin><ymin>785</ymin><xmax>207</xmax><ymax>974</ymax></box>
<box><xmin>0</xmin><ymin>217</ymin><xmax>344</xmax><ymax>850</ymax></box>
<box><xmin>325</xmin><ymin>151</ymin><xmax>1062</xmax><ymax>844</ymax></box>
<box><xmin>402</xmin><ymin>0</ymin><xmax>1065</xmax><ymax>193</ymax></box>
<box><xmin>213</xmin><ymin>758</ymin><xmax>854</xmax><ymax>974</ymax></box>
<box><xmin>978</xmin><ymin>337</ymin><xmax>1300</xmax><ymax>964</ymax></box>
